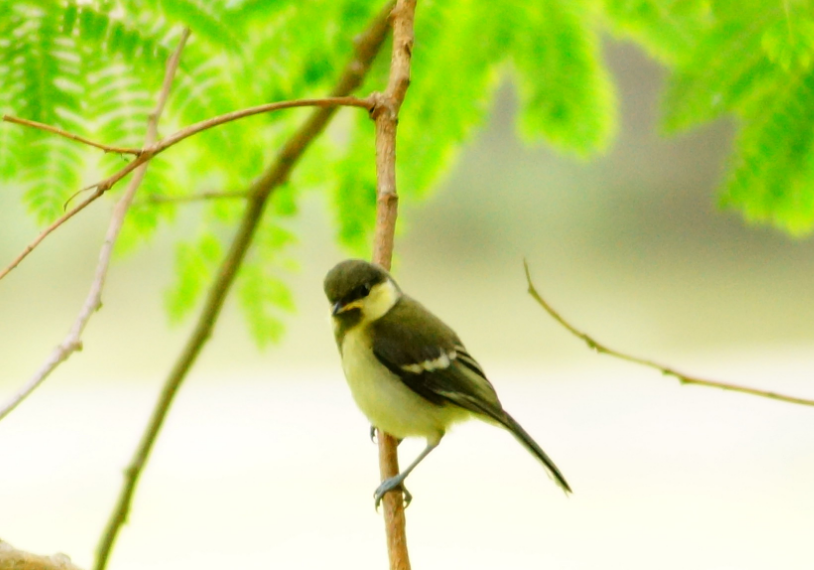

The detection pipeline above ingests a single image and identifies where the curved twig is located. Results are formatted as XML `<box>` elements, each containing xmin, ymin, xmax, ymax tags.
<box><xmin>0</xmin><ymin>97</ymin><xmax>371</xmax><ymax>282</ymax></box>
<box><xmin>523</xmin><ymin>260</ymin><xmax>814</xmax><ymax>408</ymax></box>
<box><xmin>1</xmin><ymin>114</ymin><xmax>142</xmax><ymax>155</ymax></box>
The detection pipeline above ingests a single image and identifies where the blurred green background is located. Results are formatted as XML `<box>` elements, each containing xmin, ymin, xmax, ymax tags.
<box><xmin>1</xmin><ymin>41</ymin><xmax>813</xmax><ymax>570</ymax></box>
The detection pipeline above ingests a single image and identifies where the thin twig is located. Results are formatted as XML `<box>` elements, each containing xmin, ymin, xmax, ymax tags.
<box><xmin>523</xmin><ymin>260</ymin><xmax>814</xmax><ymax>408</ymax></box>
<box><xmin>0</xmin><ymin>96</ymin><xmax>372</xmax><ymax>282</ymax></box>
<box><xmin>1</xmin><ymin>114</ymin><xmax>142</xmax><ymax>155</ymax></box>
<box><xmin>370</xmin><ymin>1</ymin><xmax>416</xmax><ymax>569</ymax></box>
<box><xmin>93</xmin><ymin>6</ymin><xmax>394</xmax><ymax>570</ymax></box>
<box><xmin>136</xmin><ymin>190</ymin><xmax>250</xmax><ymax>204</ymax></box>
<box><xmin>0</xmin><ymin>30</ymin><xmax>191</xmax><ymax>424</ymax></box>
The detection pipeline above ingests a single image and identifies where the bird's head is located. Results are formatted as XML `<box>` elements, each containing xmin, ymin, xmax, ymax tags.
<box><xmin>324</xmin><ymin>259</ymin><xmax>401</xmax><ymax>324</ymax></box>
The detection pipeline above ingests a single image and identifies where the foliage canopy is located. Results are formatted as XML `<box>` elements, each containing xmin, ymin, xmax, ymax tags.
<box><xmin>1</xmin><ymin>0</ymin><xmax>813</xmax><ymax>343</ymax></box>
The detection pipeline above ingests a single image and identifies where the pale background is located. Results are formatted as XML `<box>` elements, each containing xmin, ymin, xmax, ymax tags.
<box><xmin>1</xmin><ymin>42</ymin><xmax>813</xmax><ymax>569</ymax></box>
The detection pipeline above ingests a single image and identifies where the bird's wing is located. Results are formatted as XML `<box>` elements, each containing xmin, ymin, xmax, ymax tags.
<box><xmin>370</xmin><ymin>296</ymin><xmax>506</xmax><ymax>421</ymax></box>
<box><xmin>372</xmin><ymin>296</ymin><xmax>573</xmax><ymax>493</ymax></box>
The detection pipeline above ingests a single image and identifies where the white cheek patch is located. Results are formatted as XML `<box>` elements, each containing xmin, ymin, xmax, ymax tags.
<box><xmin>365</xmin><ymin>279</ymin><xmax>400</xmax><ymax>321</ymax></box>
<box><xmin>401</xmin><ymin>350</ymin><xmax>457</xmax><ymax>374</ymax></box>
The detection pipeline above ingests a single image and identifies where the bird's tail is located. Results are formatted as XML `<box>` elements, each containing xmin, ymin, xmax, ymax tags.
<box><xmin>500</xmin><ymin>412</ymin><xmax>572</xmax><ymax>494</ymax></box>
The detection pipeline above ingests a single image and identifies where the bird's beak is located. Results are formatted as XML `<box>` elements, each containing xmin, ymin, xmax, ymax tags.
<box><xmin>332</xmin><ymin>299</ymin><xmax>363</xmax><ymax>315</ymax></box>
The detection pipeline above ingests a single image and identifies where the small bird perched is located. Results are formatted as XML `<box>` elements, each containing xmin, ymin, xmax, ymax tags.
<box><xmin>324</xmin><ymin>259</ymin><xmax>571</xmax><ymax>508</ymax></box>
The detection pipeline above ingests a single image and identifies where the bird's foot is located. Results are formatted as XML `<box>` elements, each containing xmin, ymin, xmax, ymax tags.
<box><xmin>374</xmin><ymin>476</ymin><xmax>412</xmax><ymax>510</ymax></box>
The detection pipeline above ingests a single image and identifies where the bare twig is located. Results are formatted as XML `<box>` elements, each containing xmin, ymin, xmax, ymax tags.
<box><xmin>523</xmin><ymin>261</ymin><xmax>814</xmax><ymax>407</ymax></box>
<box><xmin>369</xmin><ymin>1</ymin><xmax>416</xmax><ymax>569</ymax></box>
<box><xmin>0</xmin><ymin>95</ymin><xmax>372</xmax><ymax>282</ymax></box>
<box><xmin>93</xmin><ymin>6</ymin><xmax>394</xmax><ymax>570</ymax></box>
<box><xmin>1</xmin><ymin>114</ymin><xmax>142</xmax><ymax>155</ymax></box>
<box><xmin>0</xmin><ymin>191</ymin><xmax>106</xmax><ymax>281</ymax></box>
<box><xmin>0</xmin><ymin>30</ymin><xmax>191</xmax><ymax>424</ymax></box>
<box><xmin>153</xmin><ymin>95</ymin><xmax>372</xmax><ymax>151</ymax></box>
<box><xmin>136</xmin><ymin>190</ymin><xmax>250</xmax><ymax>204</ymax></box>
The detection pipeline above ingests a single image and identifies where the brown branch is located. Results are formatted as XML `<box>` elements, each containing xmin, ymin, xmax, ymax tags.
<box><xmin>136</xmin><ymin>190</ymin><xmax>250</xmax><ymax>204</ymax></box>
<box><xmin>92</xmin><ymin>6</ymin><xmax>394</xmax><ymax>570</ymax></box>
<box><xmin>369</xmin><ymin>1</ymin><xmax>416</xmax><ymax>570</ymax></box>
<box><xmin>0</xmin><ymin>538</ymin><xmax>84</xmax><ymax>570</ymax></box>
<box><xmin>0</xmin><ymin>29</ymin><xmax>191</xmax><ymax>424</ymax></box>
<box><xmin>154</xmin><ymin>95</ymin><xmax>372</xmax><ymax>151</ymax></box>
<box><xmin>523</xmin><ymin>261</ymin><xmax>814</xmax><ymax>408</ymax></box>
<box><xmin>0</xmin><ymin>95</ymin><xmax>372</xmax><ymax>283</ymax></box>
<box><xmin>1</xmin><ymin>114</ymin><xmax>142</xmax><ymax>155</ymax></box>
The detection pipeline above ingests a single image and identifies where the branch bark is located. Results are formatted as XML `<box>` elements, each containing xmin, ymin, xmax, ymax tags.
<box><xmin>0</xmin><ymin>539</ymin><xmax>84</xmax><ymax>570</ymax></box>
<box><xmin>0</xmin><ymin>115</ymin><xmax>141</xmax><ymax>155</ymax></box>
<box><xmin>92</xmin><ymin>5</ymin><xmax>394</xmax><ymax>570</ymax></box>
<box><xmin>135</xmin><ymin>190</ymin><xmax>250</xmax><ymax>204</ymax></box>
<box><xmin>0</xmin><ymin>29</ymin><xmax>191</xmax><ymax>423</ymax></box>
<box><xmin>369</xmin><ymin>1</ymin><xmax>416</xmax><ymax>569</ymax></box>
<box><xmin>524</xmin><ymin>261</ymin><xmax>814</xmax><ymax>407</ymax></box>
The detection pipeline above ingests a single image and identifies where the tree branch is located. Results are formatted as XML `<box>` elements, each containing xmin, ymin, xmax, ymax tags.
<box><xmin>1</xmin><ymin>114</ymin><xmax>142</xmax><ymax>155</ymax></box>
<box><xmin>369</xmin><ymin>1</ymin><xmax>416</xmax><ymax>569</ymax></box>
<box><xmin>0</xmin><ymin>29</ymin><xmax>191</xmax><ymax>424</ymax></box>
<box><xmin>0</xmin><ymin>95</ymin><xmax>372</xmax><ymax>283</ymax></box>
<box><xmin>0</xmin><ymin>539</ymin><xmax>84</xmax><ymax>570</ymax></box>
<box><xmin>523</xmin><ymin>261</ymin><xmax>814</xmax><ymax>407</ymax></box>
<box><xmin>135</xmin><ymin>190</ymin><xmax>250</xmax><ymax>204</ymax></box>
<box><xmin>92</xmin><ymin>5</ymin><xmax>394</xmax><ymax>570</ymax></box>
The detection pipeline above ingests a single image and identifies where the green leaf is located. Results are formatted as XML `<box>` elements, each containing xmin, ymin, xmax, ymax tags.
<box><xmin>165</xmin><ymin>232</ymin><xmax>223</xmax><ymax>321</ymax></box>
<box><xmin>116</xmin><ymin>156</ymin><xmax>178</xmax><ymax>255</ymax></box>
<box><xmin>4</xmin><ymin>4</ymin><xmax>87</xmax><ymax>222</ymax></box>
<box><xmin>397</xmin><ymin>0</ymin><xmax>499</xmax><ymax>197</ymax></box>
<box><xmin>761</xmin><ymin>17</ymin><xmax>814</xmax><ymax>72</ymax></box>
<box><xmin>662</xmin><ymin>18</ymin><xmax>779</xmax><ymax>132</ymax></box>
<box><xmin>508</xmin><ymin>0</ymin><xmax>616</xmax><ymax>154</ymax></box>
<box><xmin>154</xmin><ymin>0</ymin><xmax>244</xmax><ymax>53</ymax></box>
<box><xmin>237</xmin><ymin>265</ymin><xmax>295</xmax><ymax>347</ymax></box>
<box><xmin>721</xmin><ymin>69</ymin><xmax>814</xmax><ymax>235</ymax></box>
<box><xmin>236</xmin><ymin>216</ymin><xmax>297</xmax><ymax>347</ymax></box>
<box><xmin>602</xmin><ymin>0</ymin><xmax>709</xmax><ymax>64</ymax></box>
<box><xmin>330</xmin><ymin>111</ymin><xmax>377</xmax><ymax>254</ymax></box>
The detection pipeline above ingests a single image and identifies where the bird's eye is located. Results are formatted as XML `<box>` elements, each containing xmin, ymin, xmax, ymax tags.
<box><xmin>357</xmin><ymin>283</ymin><xmax>371</xmax><ymax>298</ymax></box>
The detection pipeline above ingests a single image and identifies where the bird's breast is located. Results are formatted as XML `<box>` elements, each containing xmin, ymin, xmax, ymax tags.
<box><xmin>339</xmin><ymin>326</ymin><xmax>465</xmax><ymax>441</ymax></box>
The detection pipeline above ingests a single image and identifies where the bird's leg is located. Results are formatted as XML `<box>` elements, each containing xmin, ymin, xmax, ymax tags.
<box><xmin>374</xmin><ymin>438</ymin><xmax>441</xmax><ymax>509</ymax></box>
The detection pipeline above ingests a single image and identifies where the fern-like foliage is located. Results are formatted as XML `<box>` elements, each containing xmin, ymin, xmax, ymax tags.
<box><xmin>5</xmin><ymin>0</ymin><xmax>812</xmax><ymax>346</ymax></box>
<box><xmin>602</xmin><ymin>0</ymin><xmax>710</xmax><ymax>64</ymax></box>
<box><xmin>660</xmin><ymin>0</ymin><xmax>814</xmax><ymax>234</ymax></box>
<box><xmin>606</xmin><ymin>0</ymin><xmax>814</xmax><ymax>234</ymax></box>
<box><xmin>328</xmin><ymin>0</ymin><xmax>615</xmax><ymax>252</ymax></box>
<box><xmin>722</xmin><ymin>69</ymin><xmax>814</xmax><ymax>234</ymax></box>
<box><xmin>2</xmin><ymin>2</ymin><xmax>85</xmax><ymax>221</ymax></box>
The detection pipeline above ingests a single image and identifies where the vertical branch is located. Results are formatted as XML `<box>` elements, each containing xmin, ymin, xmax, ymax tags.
<box><xmin>369</xmin><ymin>1</ymin><xmax>416</xmax><ymax>569</ymax></box>
<box><xmin>92</xmin><ymin>6</ymin><xmax>393</xmax><ymax>570</ymax></box>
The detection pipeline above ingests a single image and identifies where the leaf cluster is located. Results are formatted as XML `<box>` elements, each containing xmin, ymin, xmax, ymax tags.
<box><xmin>1</xmin><ymin>0</ymin><xmax>812</xmax><ymax>345</ymax></box>
<box><xmin>605</xmin><ymin>0</ymin><xmax>814</xmax><ymax>234</ymax></box>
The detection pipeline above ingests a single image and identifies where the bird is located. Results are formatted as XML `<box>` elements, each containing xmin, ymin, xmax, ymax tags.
<box><xmin>323</xmin><ymin>259</ymin><xmax>571</xmax><ymax>508</ymax></box>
